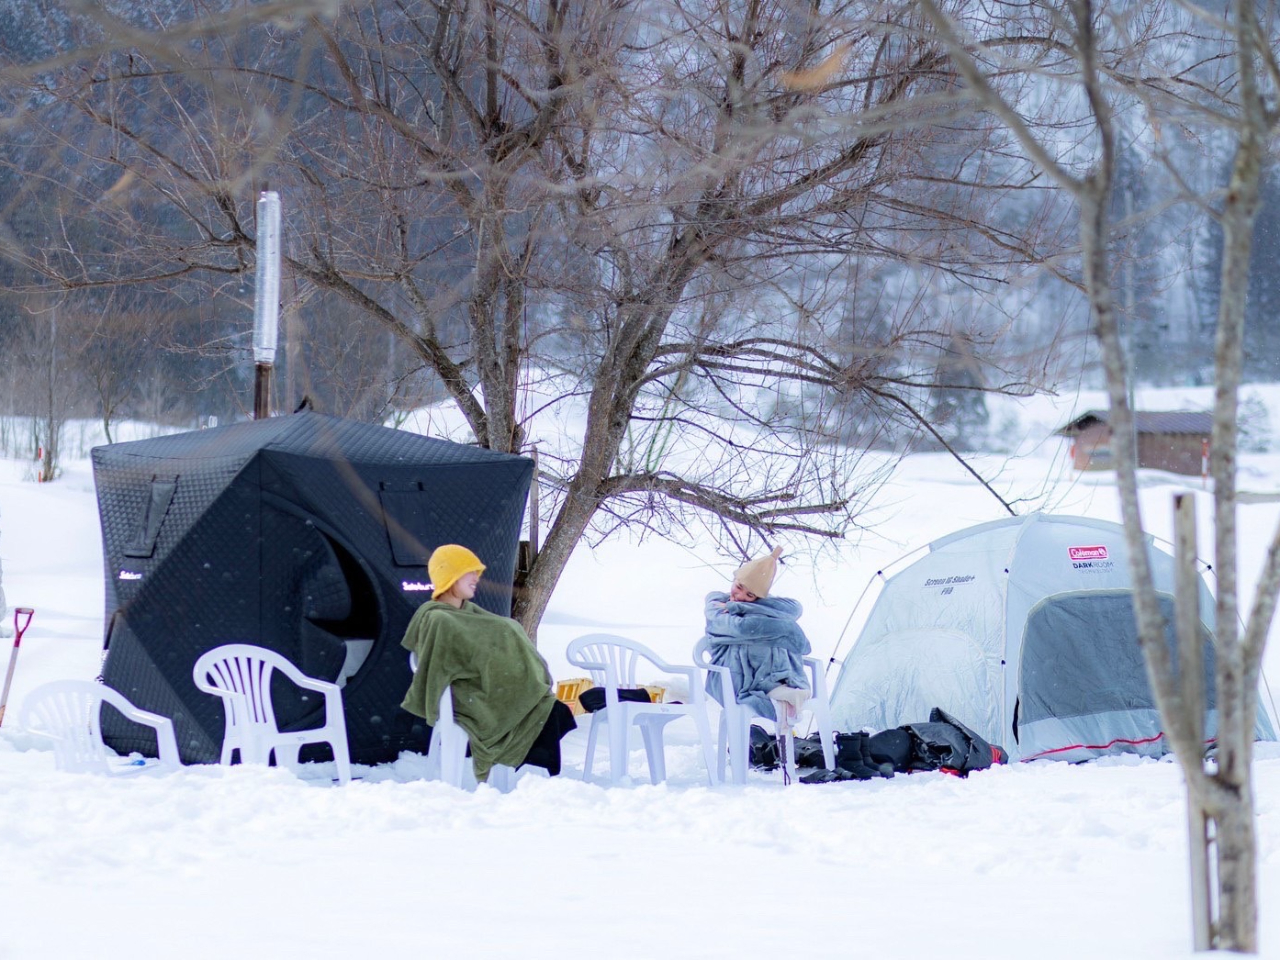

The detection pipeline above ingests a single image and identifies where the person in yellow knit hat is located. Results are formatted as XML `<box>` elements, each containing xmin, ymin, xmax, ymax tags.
<box><xmin>399</xmin><ymin>544</ymin><xmax>576</xmax><ymax>781</ymax></box>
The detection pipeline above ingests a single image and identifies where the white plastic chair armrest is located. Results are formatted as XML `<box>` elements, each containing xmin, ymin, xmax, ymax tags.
<box><xmin>656</xmin><ymin>662</ymin><xmax>708</xmax><ymax>705</ymax></box>
<box><xmin>803</xmin><ymin>656</ymin><xmax>832</xmax><ymax>698</ymax></box>
<box><xmin>123</xmin><ymin>705</ymin><xmax>169</xmax><ymax>726</ymax></box>
<box><xmin>288</xmin><ymin>674</ymin><xmax>342</xmax><ymax>695</ymax></box>
<box><xmin>282</xmin><ymin>674</ymin><xmax>346</xmax><ymax>729</ymax></box>
<box><xmin>103</xmin><ymin>691</ymin><xmax>183</xmax><ymax>769</ymax></box>
<box><xmin>700</xmin><ymin>661</ymin><xmax>737</xmax><ymax>701</ymax></box>
<box><xmin>148</xmin><ymin>716</ymin><xmax>182</xmax><ymax>768</ymax></box>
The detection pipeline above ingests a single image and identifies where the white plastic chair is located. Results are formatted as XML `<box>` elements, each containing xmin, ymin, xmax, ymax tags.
<box><xmin>693</xmin><ymin>636</ymin><xmax>837</xmax><ymax>785</ymax></box>
<box><xmin>192</xmin><ymin>643</ymin><xmax>352</xmax><ymax>785</ymax></box>
<box><xmin>565</xmin><ymin>634</ymin><xmax>718</xmax><ymax>785</ymax></box>
<box><xmin>19</xmin><ymin>679</ymin><xmax>181</xmax><ymax>775</ymax></box>
<box><xmin>426</xmin><ymin>684</ymin><xmax>516</xmax><ymax>792</ymax></box>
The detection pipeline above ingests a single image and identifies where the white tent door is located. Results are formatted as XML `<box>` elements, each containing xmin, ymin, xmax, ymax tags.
<box><xmin>836</xmin><ymin>628</ymin><xmax>998</xmax><ymax>742</ymax></box>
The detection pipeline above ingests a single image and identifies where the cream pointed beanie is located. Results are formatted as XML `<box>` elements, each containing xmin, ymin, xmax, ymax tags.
<box><xmin>734</xmin><ymin>546</ymin><xmax>783</xmax><ymax>598</ymax></box>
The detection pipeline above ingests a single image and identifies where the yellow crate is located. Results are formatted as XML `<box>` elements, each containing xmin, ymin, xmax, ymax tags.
<box><xmin>555</xmin><ymin>677</ymin><xmax>595</xmax><ymax>716</ymax></box>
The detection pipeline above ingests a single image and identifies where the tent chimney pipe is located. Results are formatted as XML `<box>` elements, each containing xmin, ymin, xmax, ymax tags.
<box><xmin>253</xmin><ymin>190</ymin><xmax>282</xmax><ymax>419</ymax></box>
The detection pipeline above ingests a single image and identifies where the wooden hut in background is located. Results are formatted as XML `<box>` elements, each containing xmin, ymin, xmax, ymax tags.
<box><xmin>1056</xmin><ymin>409</ymin><xmax>1212</xmax><ymax>475</ymax></box>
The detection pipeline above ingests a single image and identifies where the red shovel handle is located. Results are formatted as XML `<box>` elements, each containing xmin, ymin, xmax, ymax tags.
<box><xmin>0</xmin><ymin>608</ymin><xmax>32</xmax><ymax>727</ymax></box>
<box><xmin>13</xmin><ymin>608</ymin><xmax>33</xmax><ymax>643</ymax></box>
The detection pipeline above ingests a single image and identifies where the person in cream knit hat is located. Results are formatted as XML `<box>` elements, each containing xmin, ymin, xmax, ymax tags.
<box><xmin>731</xmin><ymin>546</ymin><xmax>783</xmax><ymax>600</ymax></box>
<box><xmin>702</xmin><ymin>545</ymin><xmax>812</xmax><ymax>733</ymax></box>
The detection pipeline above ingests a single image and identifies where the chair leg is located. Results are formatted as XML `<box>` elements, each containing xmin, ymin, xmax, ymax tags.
<box><xmin>445</xmin><ymin>737</ymin><xmax>468</xmax><ymax>789</ymax></box>
<box><xmin>330</xmin><ymin>739</ymin><xmax>352</xmax><ymax>786</ymax></box>
<box><xmin>608</xmin><ymin>708</ymin><xmax>629</xmax><ymax>783</ymax></box>
<box><xmin>726</xmin><ymin>712</ymin><xmax>749</xmax><ymax>785</ymax></box>
<box><xmin>488</xmin><ymin>764</ymin><xmax>516</xmax><ymax>792</ymax></box>
<box><xmin>425</xmin><ymin>728</ymin><xmax>444</xmax><ymax>781</ymax></box>
<box><xmin>818</xmin><ymin>725</ymin><xmax>836</xmax><ymax>771</ymax></box>
<box><xmin>442</xmin><ymin>751</ymin><xmax>462</xmax><ymax>788</ymax></box>
<box><xmin>813</xmin><ymin>705</ymin><xmax>837</xmax><ymax>771</ymax></box>
<box><xmin>431</xmin><ymin>724</ymin><xmax>467</xmax><ymax>789</ymax></box>
<box><xmin>582</xmin><ymin>716</ymin><xmax>600</xmax><ymax>782</ymax></box>
<box><xmin>692</xmin><ymin>706</ymin><xmax>718</xmax><ymax>786</ymax></box>
<box><xmin>638</xmin><ymin>721</ymin><xmax>665</xmax><ymax>784</ymax></box>
<box><xmin>273</xmin><ymin>743</ymin><xmax>302</xmax><ymax>774</ymax></box>
<box><xmin>716</xmin><ymin>713</ymin><xmax>730</xmax><ymax>784</ymax></box>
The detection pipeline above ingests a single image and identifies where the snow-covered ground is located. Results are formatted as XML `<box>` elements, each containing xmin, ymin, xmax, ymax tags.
<box><xmin>4</xmin><ymin>386</ymin><xmax>1280</xmax><ymax>959</ymax></box>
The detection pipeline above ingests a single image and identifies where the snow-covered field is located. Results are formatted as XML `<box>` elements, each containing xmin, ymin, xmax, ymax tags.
<box><xmin>4</xmin><ymin>386</ymin><xmax>1280</xmax><ymax>959</ymax></box>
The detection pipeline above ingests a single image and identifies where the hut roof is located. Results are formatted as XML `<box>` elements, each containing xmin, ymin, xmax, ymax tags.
<box><xmin>1056</xmin><ymin>409</ymin><xmax>1213</xmax><ymax>438</ymax></box>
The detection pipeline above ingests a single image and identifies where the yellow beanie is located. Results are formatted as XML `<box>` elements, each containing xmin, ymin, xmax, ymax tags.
<box><xmin>428</xmin><ymin>544</ymin><xmax>486</xmax><ymax>598</ymax></box>
<box><xmin>735</xmin><ymin>546</ymin><xmax>783</xmax><ymax>598</ymax></box>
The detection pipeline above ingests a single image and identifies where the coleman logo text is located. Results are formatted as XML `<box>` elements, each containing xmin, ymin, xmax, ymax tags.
<box><xmin>1068</xmin><ymin>545</ymin><xmax>1109</xmax><ymax>561</ymax></box>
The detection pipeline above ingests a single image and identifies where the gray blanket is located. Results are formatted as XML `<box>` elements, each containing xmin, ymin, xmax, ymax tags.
<box><xmin>701</xmin><ymin>591</ymin><xmax>811</xmax><ymax>721</ymax></box>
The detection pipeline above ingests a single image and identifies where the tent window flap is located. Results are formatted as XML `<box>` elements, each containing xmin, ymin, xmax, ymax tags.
<box><xmin>123</xmin><ymin>477</ymin><xmax>177</xmax><ymax>558</ymax></box>
<box><xmin>379</xmin><ymin>485</ymin><xmax>431</xmax><ymax>567</ymax></box>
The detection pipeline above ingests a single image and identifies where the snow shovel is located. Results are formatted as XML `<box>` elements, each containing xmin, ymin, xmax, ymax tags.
<box><xmin>0</xmin><ymin>607</ymin><xmax>35</xmax><ymax>728</ymax></box>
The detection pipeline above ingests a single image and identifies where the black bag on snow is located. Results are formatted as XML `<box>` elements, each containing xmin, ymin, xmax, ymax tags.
<box><xmin>793</xmin><ymin>733</ymin><xmax>828</xmax><ymax>768</ymax></box>
<box><xmin>749</xmin><ymin>724</ymin><xmax>780</xmax><ymax>769</ymax></box>
<box><xmin>867</xmin><ymin>728</ymin><xmax>914</xmax><ymax>771</ymax></box>
<box><xmin>751</xmin><ymin>729</ymin><xmax>844</xmax><ymax>772</ymax></box>
<box><xmin>901</xmin><ymin>707</ymin><xmax>1006</xmax><ymax>776</ymax></box>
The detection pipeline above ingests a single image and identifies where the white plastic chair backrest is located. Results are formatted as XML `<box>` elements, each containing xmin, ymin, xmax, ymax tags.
<box><xmin>192</xmin><ymin>644</ymin><xmax>289</xmax><ymax>732</ymax></box>
<box><xmin>19</xmin><ymin>679</ymin><xmax>180</xmax><ymax>774</ymax></box>
<box><xmin>565</xmin><ymin>634</ymin><xmax>657</xmax><ymax>688</ymax></box>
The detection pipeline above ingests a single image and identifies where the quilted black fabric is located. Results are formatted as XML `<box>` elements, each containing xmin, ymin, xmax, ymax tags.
<box><xmin>92</xmin><ymin>412</ymin><xmax>533</xmax><ymax>765</ymax></box>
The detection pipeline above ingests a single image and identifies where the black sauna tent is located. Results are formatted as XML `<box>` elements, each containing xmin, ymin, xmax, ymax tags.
<box><xmin>91</xmin><ymin>411</ymin><xmax>534</xmax><ymax>765</ymax></box>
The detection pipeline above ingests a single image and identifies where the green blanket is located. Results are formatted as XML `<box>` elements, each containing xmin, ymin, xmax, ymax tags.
<box><xmin>400</xmin><ymin>600</ymin><xmax>556</xmax><ymax>781</ymax></box>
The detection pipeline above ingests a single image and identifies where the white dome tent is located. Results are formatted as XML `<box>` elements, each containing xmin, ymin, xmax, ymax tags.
<box><xmin>828</xmin><ymin>513</ymin><xmax>1277</xmax><ymax>761</ymax></box>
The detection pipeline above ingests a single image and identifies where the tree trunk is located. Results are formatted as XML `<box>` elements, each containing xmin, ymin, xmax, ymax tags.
<box><xmin>1175</xmin><ymin>494</ymin><xmax>1213</xmax><ymax>950</ymax></box>
<box><xmin>1208</xmin><ymin>777</ymin><xmax>1259</xmax><ymax>952</ymax></box>
<box><xmin>1202</xmin><ymin>4</ymin><xmax>1266</xmax><ymax>946</ymax></box>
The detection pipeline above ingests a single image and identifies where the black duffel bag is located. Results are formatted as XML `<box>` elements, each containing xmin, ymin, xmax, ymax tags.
<box><xmin>901</xmin><ymin>707</ymin><xmax>1006</xmax><ymax>775</ymax></box>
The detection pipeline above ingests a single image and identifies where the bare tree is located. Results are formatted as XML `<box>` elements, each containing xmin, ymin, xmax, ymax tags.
<box><xmin>8</xmin><ymin>298</ymin><xmax>94</xmax><ymax>482</ymax></box>
<box><xmin>2</xmin><ymin>0</ymin><xmax>1069</xmax><ymax>633</ymax></box>
<box><xmin>914</xmin><ymin>0</ymin><xmax>1280</xmax><ymax>949</ymax></box>
<box><xmin>64</xmin><ymin>295</ymin><xmax>164</xmax><ymax>443</ymax></box>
